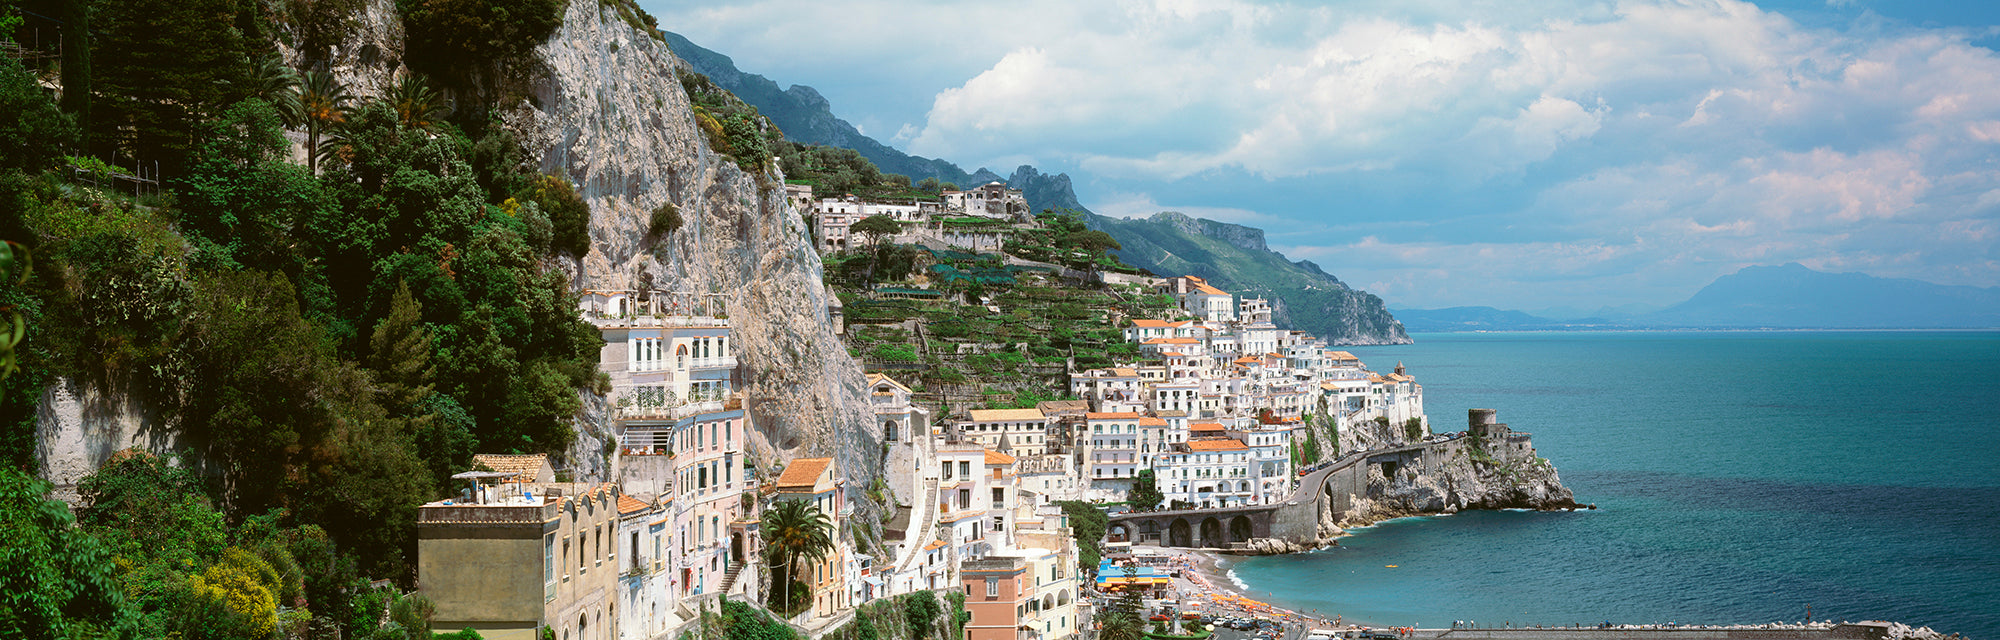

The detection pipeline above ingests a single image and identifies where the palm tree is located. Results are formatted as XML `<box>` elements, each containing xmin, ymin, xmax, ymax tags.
<box><xmin>762</xmin><ymin>498</ymin><xmax>833</xmax><ymax>615</ymax></box>
<box><xmin>1099</xmin><ymin>607</ymin><xmax>1141</xmax><ymax>640</ymax></box>
<box><xmin>297</xmin><ymin>69</ymin><xmax>351</xmax><ymax>175</ymax></box>
<box><xmin>390</xmin><ymin>73</ymin><xmax>451</xmax><ymax>132</ymax></box>
<box><xmin>249</xmin><ymin>54</ymin><xmax>301</xmax><ymax>126</ymax></box>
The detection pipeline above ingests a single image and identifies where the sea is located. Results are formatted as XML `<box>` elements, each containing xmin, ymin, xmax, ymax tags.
<box><xmin>1227</xmin><ymin>331</ymin><xmax>2000</xmax><ymax>639</ymax></box>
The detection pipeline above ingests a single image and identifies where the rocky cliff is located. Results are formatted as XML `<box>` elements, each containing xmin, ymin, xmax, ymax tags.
<box><xmin>507</xmin><ymin>2</ymin><xmax>880</xmax><ymax>497</ymax></box>
<box><xmin>1310</xmin><ymin>414</ymin><xmax>1583</xmax><ymax>544</ymax></box>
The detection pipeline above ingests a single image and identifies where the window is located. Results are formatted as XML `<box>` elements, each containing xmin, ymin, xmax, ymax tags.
<box><xmin>986</xmin><ymin>577</ymin><xmax>999</xmax><ymax>596</ymax></box>
<box><xmin>545</xmin><ymin>534</ymin><xmax>557</xmax><ymax>596</ymax></box>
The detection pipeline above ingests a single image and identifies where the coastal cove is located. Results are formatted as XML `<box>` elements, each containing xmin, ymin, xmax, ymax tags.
<box><xmin>1229</xmin><ymin>331</ymin><xmax>2000</xmax><ymax>639</ymax></box>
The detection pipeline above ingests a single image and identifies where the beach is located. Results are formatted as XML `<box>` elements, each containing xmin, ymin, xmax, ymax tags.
<box><xmin>1144</xmin><ymin>546</ymin><xmax>1356</xmax><ymax>633</ymax></box>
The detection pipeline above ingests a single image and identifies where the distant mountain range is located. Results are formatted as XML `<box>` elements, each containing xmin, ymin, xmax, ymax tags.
<box><xmin>664</xmin><ymin>32</ymin><xmax>1411</xmax><ymax>344</ymax></box>
<box><xmin>1398</xmin><ymin>263</ymin><xmax>2000</xmax><ymax>331</ymax></box>
<box><xmin>662</xmin><ymin>31</ymin><xmax>1091</xmax><ymax>214</ymax></box>
<box><xmin>1087</xmin><ymin>212</ymin><xmax>1410</xmax><ymax>344</ymax></box>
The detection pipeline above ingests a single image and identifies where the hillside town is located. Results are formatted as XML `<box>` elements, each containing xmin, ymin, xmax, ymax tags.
<box><xmin>412</xmin><ymin>258</ymin><xmax>1429</xmax><ymax>640</ymax></box>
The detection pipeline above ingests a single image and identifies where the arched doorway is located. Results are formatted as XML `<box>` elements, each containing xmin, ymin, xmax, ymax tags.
<box><xmin>1229</xmin><ymin>515</ymin><xmax>1254</xmax><ymax>542</ymax></box>
<box><xmin>1198</xmin><ymin>517</ymin><xmax>1223</xmax><ymax>548</ymax></box>
<box><xmin>731</xmin><ymin>532</ymin><xmax>744</xmax><ymax>566</ymax></box>
<box><xmin>1107</xmin><ymin>523</ymin><xmax>1131</xmax><ymax>543</ymax></box>
<box><xmin>1168</xmin><ymin>518</ymin><xmax>1192</xmax><ymax>547</ymax></box>
<box><xmin>885</xmin><ymin>420</ymin><xmax>900</xmax><ymax>441</ymax></box>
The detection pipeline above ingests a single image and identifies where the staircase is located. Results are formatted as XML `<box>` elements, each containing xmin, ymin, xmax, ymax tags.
<box><xmin>718</xmin><ymin>561</ymin><xmax>745</xmax><ymax>594</ymax></box>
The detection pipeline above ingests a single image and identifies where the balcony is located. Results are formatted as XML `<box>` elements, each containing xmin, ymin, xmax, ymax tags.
<box><xmin>687</xmin><ymin>356</ymin><xmax>738</xmax><ymax>370</ymax></box>
<box><xmin>615</xmin><ymin>390</ymin><xmax>739</xmax><ymax>421</ymax></box>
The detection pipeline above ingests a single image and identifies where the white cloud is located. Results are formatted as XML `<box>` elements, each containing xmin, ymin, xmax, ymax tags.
<box><xmin>645</xmin><ymin>0</ymin><xmax>2000</xmax><ymax>307</ymax></box>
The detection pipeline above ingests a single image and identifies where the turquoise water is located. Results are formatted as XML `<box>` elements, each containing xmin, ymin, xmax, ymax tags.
<box><xmin>1230</xmin><ymin>332</ymin><xmax>2000</xmax><ymax>638</ymax></box>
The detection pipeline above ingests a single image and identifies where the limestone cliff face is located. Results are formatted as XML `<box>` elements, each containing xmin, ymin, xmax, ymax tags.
<box><xmin>509</xmin><ymin>2</ymin><xmax>880</xmax><ymax>497</ymax></box>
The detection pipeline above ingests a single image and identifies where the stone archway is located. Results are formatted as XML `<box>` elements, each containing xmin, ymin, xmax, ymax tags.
<box><xmin>1108</xmin><ymin>523</ymin><xmax>1132</xmax><ymax>543</ymax></box>
<box><xmin>1229</xmin><ymin>515</ymin><xmax>1254</xmax><ymax>542</ymax></box>
<box><xmin>1198</xmin><ymin>517</ymin><xmax>1224</xmax><ymax>548</ymax></box>
<box><xmin>1139</xmin><ymin>520</ymin><xmax>1161</xmax><ymax>544</ymax></box>
<box><xmin>1168</xmin><ymin>518</ymin><xmax>1192</xmax><ymax>547</ymax></box>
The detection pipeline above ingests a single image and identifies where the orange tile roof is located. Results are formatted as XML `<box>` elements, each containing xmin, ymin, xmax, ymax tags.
<box><xmin>1141</xmin><ymin>338</ymin><xmax>1171</xmax><ymax>344</ymax></box>
<box><xmin>472</xmin><ymin>453</ymin><xmax>548</xmax><ymax>483</ymax></box>
<box><xmin>1327</xmin><ymin>351</ymin><xmax>1359</xmax><ymax>360</ymax></box>
<box><xmin>1186</xmin><ymin>439</ymin><xmax>1248</xmax><ymax>451</ymax></box>
<box><xmin>924</xmin><ymin>540</ymin><xmax>948</xmax><ymax>551</ymax></box>
<box><xmin>1130</xmin><ymin>319</ymin><xmax>1174</xmax><ymax>328</ymax></box>
<box><xmin>1160</xmin><ymin>338</ymin><xmax>1200</xmax><ymax>344</ymax></box>
<box><xmin>1087</xmin><ymin>412</ymin><xmax>1143</xmax><ymax>420</ymax></box>
<box><xmin>1111</xmin><ymin>368</ymin><xmax>1138</xmax><ymax>377</ymax></box>
<box><xmin>1191</xmin><ymin>282</ymin><xmax>1228</xmax><ymax>295</ymax></box>
<box><xmin>1189</xmin><ymin>423</ymin><xmax>1226</xmax><ymax>432</ymax></box>
<box><xmin>1138</xmin><ymin>417</ymin><xmax>1168</xmax><ymax>426</ymax></box>
<box><xmin>776</xmin><ymin>457</ymin><xmax>833</xmax><ymax>491</ymax></box>
<box><xmin>617</xmin><ymin>494</ymin><xmax>650</xmax><ymax>515</ymax></box>
<box><xmin>1161</xmin><ymin>351</ymin><xmax>1186</xmax><ymax>357</ymax></box>
<box><xmin>984</xmin><ymin>449</ymin><xmax>1016</xmax><ymax>465</ymax></box>
<box><xmin>1233</xmin><ymin>356</ymin><xmax>1260</xmax><ymax>364</ymax></box>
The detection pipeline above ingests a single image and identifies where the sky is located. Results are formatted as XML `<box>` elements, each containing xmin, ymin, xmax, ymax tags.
<box><xmin>638</xmin><ymin>0</ymin><xmax>2000</xmax><ymax>311</ymax></box>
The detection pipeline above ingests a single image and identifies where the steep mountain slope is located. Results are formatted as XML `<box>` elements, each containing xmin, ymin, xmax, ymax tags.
<box><xmin>661</xmin><ymin>32</ymin><xmax>1004</xmax><ymax>186</ymax></box>
<box><xmin>518</xmin><ymin>3</ymin><xmax>882</xmax><ymax>486</ymax></box>
<box><xmin>1088</xmin><ymin>212</ymin><xmax>1410</xmax><ymax>345</ymax></box>
<box><xmin>1645</xmin><ymin>262</ymin><xmax>2000</xmax><ymax>328</ymax></box>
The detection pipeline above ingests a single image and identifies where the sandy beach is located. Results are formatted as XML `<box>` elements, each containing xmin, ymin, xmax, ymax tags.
<box><xmin>1143</xmin><ymin>546</ymin><xmax>1355</xmax><ymax>633</ymax></box>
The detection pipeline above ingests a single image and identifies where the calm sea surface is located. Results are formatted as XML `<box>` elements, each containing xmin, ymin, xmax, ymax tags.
<box><xmin>1229</xmin><ymin>332</ymin><xmax>2000</xmax><ymax>639</ymax></box>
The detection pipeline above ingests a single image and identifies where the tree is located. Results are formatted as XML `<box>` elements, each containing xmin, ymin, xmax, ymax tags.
<box><xmin>0</xmin><ymin>56</ymin><xmax>76</xmax><ymax>173</ymax></box>
<box><xmin>390</xmin><ymin>73</ymin><xmax>452</xmax><ymax>132</ymax></box>
<box><xmin>92</xmin><ymin>0</ymin><xmax>251</xmax><ymax>172</ymax></box>
<box><xmin>0</xmin><ymin>467</ymin><xmax>130</xmax><ymax>637</ymax></box>
<box><xmin>849</xmin><ymin>214</ymin><xmax>902</xmax><ymax>286</ymax></box>
<box><xmin>298</xmin><ymin>69</ymin><xmax>352</xmax><ymax>176</ymax></box>
<box><xmin>762</xmin><ymin>498</ymin><xmax>833</xmax><ymax>615</ymax></box>
<box><xmin>850</xmin><ymin>214</ymin><xmax>901</xmax><ymax>248</ymax></box>
<box><xmin>1129</xmin><ymin>469</ymin><xmax>1163</xmax><ymax>511</ymax></box>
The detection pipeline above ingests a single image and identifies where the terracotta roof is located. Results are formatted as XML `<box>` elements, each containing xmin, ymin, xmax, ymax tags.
<box><xmin>967</xmin><ymin>408</ymin><xmax>1045</xmax><ymax>422</ymax></box>
<box><xmin>1156</xmin><ymin>410</ymin><xmax>1189</xmax><ymax>418</ymax></box>
<box><xmin>1141</xmin><ymin>338</ymin><xmax>1170</xmax><ymax>345</ymax></box>
<box><xmin>1161</xmin><ymin>352</ymin><xmax>1186</xmax><ymax>357</ymax></box>
<box><xmin>1160</xmin><ymin>338</ymin><xmax>1200</xmax><ymax>344</ymax></box>
<box><xmin>1189</xmin><ymin>423</ymin><xmax>1226</xmax><ymax>432</ymax></box>
<box><xmin>1186</xmin><ymin>439</ymin><xmax>1249</xmax><ymax>451</ymax></box>
<box><xmin>1087</xmin><ymin>412</ymin><xmax>1143</xmax><ymax>420</ymax></box>
<box><xmin>1327</xmin><ymin>351</ymin><xmax>1359</xmax><ymax>360</ymax></box>
<box><xmin>1191</xmin><ymin>282</ymin><xmax>1228</xmax><ymax>295</ymax></box>
<box><xmin>1233</xmin><ymin>356</ymin><xmax>1260</xmax><ymax>364</ymax></box>
<box><xmin>1130</xmin><ymin>319</ymin><xmax>1174</xmax><ymax>328</ymax></box>
<box><xmin>924</xmin><ymin>540</ymin><xmax>948</xmax><ymax>551</ymax></box>
<box><xmin>1138</xmin><ymin>417</ymin><xmax>1169</xmax><ymax>426</ymax></box>
<box><xmin>617</xmin><ymin>495</ymin><xmax>650</xmax><ymax>515</ymax></box>
<box><xmin>984</xmin><ymin>449</ymin><xmax>1016</xmax><ymax>465</ymax></box>
<box><xmin>866</xmin><ymin>373</ymin><xmax>913</xmax><ymax>394</ymax></box>
<box><xmin>776</xmin><ymin>457</ymin><xmax>833</xmax><ymax>491</ymax></box>
<box><xmin>1111</xmin><ymin>368</ymin><xmax>1139</xmax><ymax>377</ymax></box>
<box><xmin>472</xmin><ymin>453</ymin><xmax>548</xmax><ymax>483</ymax></box>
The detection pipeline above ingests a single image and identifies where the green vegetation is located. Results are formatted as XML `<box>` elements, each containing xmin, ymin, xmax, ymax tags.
<box><xmin>0</xmin><ymin>2</ymin><xmax>612</xmax><ymax>628</ymax></box>
<box><xmin>1129</xmin><ymin>469</ymin><xmax>1164</xmax><ymax>511</ymax></box>
<box><xmin>680</xmin><ymin>70</ymin><xmax>784</xmax><ymax>172</ymax></box>
<box><xmin>1057</xmin><ymin>500</ymin><xmax>1109</xmax><ymax>575</ymax></box>
<box><xmin>1404</xmin><ymin>417</ymin><xmax>1425</xmax><ymax>441</ymax></box>
<box><xmin>763</xmin><ymin>498</ymin><xmax>835</xmax><ymax>616</ymax></box>
<box><xmin>781</xmin><ymin>142</ymin><xmax>939</xmax><ymax>201</ymax></box>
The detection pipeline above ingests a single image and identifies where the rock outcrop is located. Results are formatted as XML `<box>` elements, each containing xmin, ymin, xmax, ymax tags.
<box><xmin>510</xmin><ymin>2</ymin><xmax>880</xmax><ymax>501</ymax></box>
<box><xmin>1329</xmin><ymin>412</ymin><xmax>1583</xmax><ymax>532</ymax></box>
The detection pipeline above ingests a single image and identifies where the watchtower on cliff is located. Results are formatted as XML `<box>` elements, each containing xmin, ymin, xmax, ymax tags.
<box><xmin>1468</xmin><ymin>408</ymin><xmax>1511</xmax><ymax>439</ymax></box>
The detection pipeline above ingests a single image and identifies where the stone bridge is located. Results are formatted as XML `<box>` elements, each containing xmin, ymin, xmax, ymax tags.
<box><xmin>1107</xmin><ymin>409</ymin><xmax>1534</xmax><ymax>550</ymax></box>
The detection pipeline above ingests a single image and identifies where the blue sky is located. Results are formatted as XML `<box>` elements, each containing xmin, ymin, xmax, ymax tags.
<box><xmin>638</xmin><ymin>0</ymin><xmax>2000</xmax><ymax>310</ymax></box>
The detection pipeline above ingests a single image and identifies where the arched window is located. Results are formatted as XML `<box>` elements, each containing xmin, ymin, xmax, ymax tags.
<box><xmin>885</xmin><ymin>420</ymin><xmax>900</xmax><ymax>441</ymax></box>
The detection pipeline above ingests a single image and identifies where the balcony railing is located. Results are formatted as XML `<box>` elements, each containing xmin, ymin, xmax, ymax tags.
<box><xmin>614</xmin><ymin>390</ymin><xmax>736</xmax><ymax>420</ymax></box>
